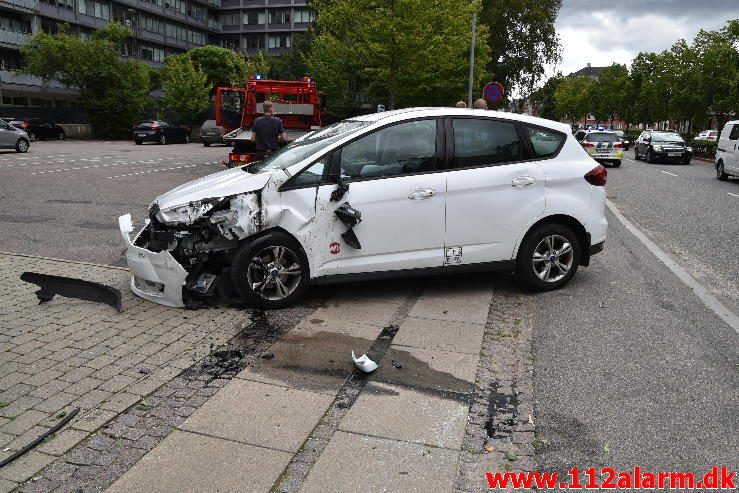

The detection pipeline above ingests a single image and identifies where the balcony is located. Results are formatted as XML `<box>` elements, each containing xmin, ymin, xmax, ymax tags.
<box><xmin>207</xmin><ymin>18</ymin><xmax>221</xmax><ymax>31</ymax></box>
<box><xmin>0</xmin><ymin>29</ymin><xmax>29</xmax><ymax>48</ymax></box>
<box><xmin>0</xmin><ymin>0</ymin><xmax>36</xmax><ymax>12</ymax></box>
<box><xmin>208</xmin><ymin>0</ymin><xmax>220</xmax><ymax>7</ymax></box>
<box><xmin>0</xmin><ymin>70</ymin><xmax>70</xmax><ymax>91</ymax></box>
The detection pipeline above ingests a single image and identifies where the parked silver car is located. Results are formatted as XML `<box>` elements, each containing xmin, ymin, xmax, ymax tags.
<box><xmin>0</xmin><ymin>119</ymin><xmax>30</xmax><ymax>152</ymax></box>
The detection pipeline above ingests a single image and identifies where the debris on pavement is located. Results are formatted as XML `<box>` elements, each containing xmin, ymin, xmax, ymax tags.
<box><xmin>351</xmin><ymin>351</ymin><xmax>378</xmax><ymax>373</ymax></box>
<box><xmin>20</xmin><ymin>271</ymin><xmax>122</xmax><ymax>311</ymax></box>
<box><xmin>0</xmin><ymin>407</ymin><xmax>79</xmax><ymax>468</ymax></box>
<box><xmin>260</xmin><ymin>352</ymin><xmax>275</xmax><ymax>360</ymax></box>
<box><xmin>391</xmin><ymin>360</ymin><xmax>403</xmax><ymax>369</ymax></box>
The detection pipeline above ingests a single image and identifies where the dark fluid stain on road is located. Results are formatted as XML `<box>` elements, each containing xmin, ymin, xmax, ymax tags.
<box><xmin>76</xmin><ymin>221</ymin><xmax>118</xmax><ymax>230</ymax></box>
<box><xmin>485</xmin><ymin>380</ymin><xmax>519</xmax><ymax>440</ymax></box>
<box><xmin>200</xmin><ymin>348</ymin><xmax>244</xmax><ymax>379</ymax></box>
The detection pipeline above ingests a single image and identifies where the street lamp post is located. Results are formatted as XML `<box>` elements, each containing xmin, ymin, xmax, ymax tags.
<box><xmin>467</xmin><ymin>12</ymin><xmax>477</xmax><ymax>108</ymax></box>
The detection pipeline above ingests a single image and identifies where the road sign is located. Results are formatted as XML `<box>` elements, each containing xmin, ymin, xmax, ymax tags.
<box><xmin>483</xmin><ymin>82</ymin><xmax>505</xmax><ymax>104</ymax></box>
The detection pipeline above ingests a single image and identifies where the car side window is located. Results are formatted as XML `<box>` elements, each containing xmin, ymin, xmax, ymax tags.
<box><xmin>728</xmin><ymin>125</ymin><xmax>739</xmax><ymax>141</ymax></box>
<box><xmin>0</xmin><ymin>121</ymin><xmax>9</xmax><ymax>130</ymax></box>
<box><xmin>527</xmin><ymin>127</ymin><xmax>564</xmax><ymax>158</ymax></box>
<box><xmin>291</xmin><ymin>157</ymin><xmax>328</xmax><ymax>187</ymax></box>
<box><xmin>452</xmin><ymin>118</ymin><xmax>522</xmax><ymax>168</ymax></box>
<box><xmin>339</xmin><ymin>119</ymin><xmax>436</xmax><ymax>180</ymax></box>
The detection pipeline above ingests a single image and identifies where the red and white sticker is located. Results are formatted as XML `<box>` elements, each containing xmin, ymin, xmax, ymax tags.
<box><xmin>329</xmin><ymin>242</ymin><xmax>341</xmax><ymax>255</ymax></box>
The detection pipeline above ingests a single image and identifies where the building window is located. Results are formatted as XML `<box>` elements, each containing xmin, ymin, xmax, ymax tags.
<box><xmin>166</xmin><ymin>22</ymin><xmax>187</xmax><ymax>41</ymax></box>
<box><xmin>0</xmin><ymin>49</ymin><xmax>22</xmax><ymax>70</ymax></box>
<box><xmin>268</xmin><ymin>9</ymin><xmax>289</xmax><ymax>24</ymax></box>
<box><xmin>164</xmin><ymin>0</ymin><xmax>186</xmax><ymax>15</ymax></box>
<box><xmin>219</xmin><ymin>36</ymin><xmax>239</xmax><ymax>50</ymax></box>
<box><xmin>188</xmin><ymin>29</ymin><xmax>205</xmax><ymax>45</ymax></box>
<box><xmin>190</xmin><ymin>4</ymin><xmax>205</xmax><ymax>21</ymax></box>
<box><xmin>244</xmin><ymin>11</ymin><xmax>265</xmax><ymax>25</ymax></box>
<box><xmin>140</xmin><ymin>0</ymin><xmax>163</xmax><ymax>7</ymax></box>
<box><xmin>141</xmin><ymin>15</ymin><xmax>164</xmax><ymax>34</ymax></box>
<box><xmin>220</xmin><ymin>12</ymin><xmax>239</xmax><ymax>26</ymax></box>
<box><xmin>141</xmin><ymin>44</ymin><xmax>165</xmax><ymax>62</ymax></box>
<box><xmin>245</xmin><ymin>34</ymin><xmax>263</xmax><ymax>49</ymax></box>
<box><xmin>267</xmin><ymin>33</ymin><xmax>290</xmax><ymax>49</ymax></box>
<box><xmin>294</xmin><ymin>9</ymin><xmax>313</xmax><ymax>23</ymax></box>
<box><xmin>0</xmin><ymin>15</ymin><xmax>32</xmax><ymax>33</ymax></box>
<box><xmin>78</xmin><ymin>0</ymin><xmax>110</xmax><ymax>20</ymax></box>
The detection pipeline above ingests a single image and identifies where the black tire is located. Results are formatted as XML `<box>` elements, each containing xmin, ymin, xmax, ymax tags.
<box><xmin>203</xmin><ymin>142</ymin><xmax>211</xmax><ymax>147</ymax></box>
<box><xmin>516</xmin><ymin>223</ymin><xmax>581</xmax><ymax>292</ymax></box>
<box><xmin>717</xmin><ymin>161</ymin><xmax>728</xmax><ymax>181</ymax></box>
<box><xmin>646</xmin><ymin>149</ymin><xmax>655</xmax><ymax>163</ymax></box>
<box><xmin>15</xmin><ymin>138</ymin><xmax>29</xmax><ymax>153</ymax></box>
<box><xmin>612</xmin><ymin>160</ymin><xmax>621</xmax><ymax>168</ymax></box>
<box><xmin>57</xmin><ymin>132</ymin><xmax>65</xmax><ymax>140</ymax></box>
<box><xmin>28</xmin><ymin>133</ymin><xmax>36</xmax><ymax>142</ymax></box>
<box><xmin>230</xmin><ymin>231</ymin><xmax>309</xmax><ymax>309</ymax></box>
<box><xmin>683</xmin><ymin>158</ymin><xmax>691</xmax><ymax>165</ymax></box>
<box><xmin>634</xmin><ymin>148</ymin><xmax>641</xmax><ymax>160</ymax></box>
<box><xmin>184</xmin><ymin>134</ymin><xmax>191</xmax><ymax>143</ymax></box>
<box><xmin>159</xmin><ymin>134</ymin><xmax>167</xmax><ymax>145</ymax></box>
<box><xmin>135</xmin><ymin>140</ymin><xmax>143</xmax><ymax>145</ymax></box>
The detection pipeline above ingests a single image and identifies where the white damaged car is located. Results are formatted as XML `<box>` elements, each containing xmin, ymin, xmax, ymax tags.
<box><xmin>120</xmin><ymin>108</ymin><xmax>608</xmax><ymax>309</ymax></box>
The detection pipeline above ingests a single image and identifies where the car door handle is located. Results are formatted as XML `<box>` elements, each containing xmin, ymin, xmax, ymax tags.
<box><xmin>511</xmin><ymin>176</ymin><xmax>536</xmax><ymax>188</ymax></box>
<box><xmin>407</xmin><ymin>188</ymin><xmax>436</xmax><ymax>200</ymax></box>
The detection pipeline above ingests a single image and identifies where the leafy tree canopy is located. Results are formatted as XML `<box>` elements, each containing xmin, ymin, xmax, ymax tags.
<box><xmin>161</xmin><ymin>55</ymin><xmax>211</xmax><ymax>124</ymax></box>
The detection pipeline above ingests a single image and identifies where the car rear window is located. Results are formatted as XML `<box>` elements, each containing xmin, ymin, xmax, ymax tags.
<box><xmin>527</xmin><ymin>127</ymin><xmax>564</xmax><ymax>158</ymax></box>
<box><xmin>452</xmin><ymin>119</ymin><xmax>522</xmax><ymax>167</ymax></box>
<box><xmin>585</xmin><ymin>132</ymin><xmax>617</xmax><ymax>142</ymax></box>
<box><xmin>137</xmin><ymin>122</ymin><xmax>156</xmax><ymax>128</ymax></box>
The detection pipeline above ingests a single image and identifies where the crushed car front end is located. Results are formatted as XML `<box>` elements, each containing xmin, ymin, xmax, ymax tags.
<box><xmin>118</xmin><ymin>168</ymin><xmax>277</xmax><ymax>308</ymax></box>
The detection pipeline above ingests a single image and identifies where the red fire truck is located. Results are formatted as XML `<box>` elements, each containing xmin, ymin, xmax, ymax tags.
<box><xmin>215</xmin><ymin>75</ymin><xmax>325</xmax><ymax>167</ymax></box>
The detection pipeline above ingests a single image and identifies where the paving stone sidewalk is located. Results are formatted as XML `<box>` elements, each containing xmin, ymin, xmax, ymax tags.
<box><xmin>0</xmin><ymin>253</ymin><xmax>249</xmax><ymax>491</ymax></box>
<box><xmin>104</xmin><ymin>275</ymin><xmax>537</xmax><ymax>492</ymax></box>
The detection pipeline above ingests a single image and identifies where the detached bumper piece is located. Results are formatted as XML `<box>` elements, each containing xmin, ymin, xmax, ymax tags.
<box><xmin>20</xmin><ymin>272</ymin><xmax>122</xmax><ymax>311</ymax></box>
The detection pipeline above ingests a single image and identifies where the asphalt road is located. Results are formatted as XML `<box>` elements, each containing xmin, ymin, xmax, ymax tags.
<box><xmin>533</xmin><ymin>151</ymin><xmax>739</xmax><ymax>480</ymax></box>
<box><xmin>0</xmin><ymin>140</ymin><xmax>228</xmax><ymax>266</ymax></box>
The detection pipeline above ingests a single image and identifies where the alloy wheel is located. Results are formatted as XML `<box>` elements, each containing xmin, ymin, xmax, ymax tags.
<box><xmin>532</xmin><ymin>235</ymin><xmax>574</xmax><ymax>283</ymax></box>
<box><xmin>246</xmin><ymin>246</ymin><xmax>303</xmax><ymax>301</ymax></box>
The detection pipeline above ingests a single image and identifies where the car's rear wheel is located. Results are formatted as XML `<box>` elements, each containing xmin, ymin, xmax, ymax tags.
<box><xmin>135</xmin><ymin>140</ymin><xmax>142</xmax><ymax>145</ymax></box>
<box><xmin>203</xmin><ymin>142</ymin><xmax>211</xmax><ymax>147</ymax></box>
<box><xmin>717</xmin><ymin>161</ymin><xmax>728</xmax><ymax>181</ymax></box>
<box><xmin>15</xmin><ymin>138</ymin><xmax>29</xmax><ymax>153</ymax></box>
<box><xmin>612</xmin><ymin>160</ymin><xmax>621</xmax><ymax>168</ymax></box>
<box><xmin>230</xmin><ymin>232</ymin><xmax>309</xmax><ymax>309</ymax></box>
<box><xmin>28</xmin><ymin>133</ymin><xmax>36</xmax><ymax>142</ymax></box>
<box><xmin>57</xmin><ymin>132</ymin><xmax>65</xmax><ymax>140</ymax></box>
<box><xmin>516</xmin><ymin>223</ymin><xmax>581</xmax><ymax>292</ymax></box>
<box><xmin>159</xmin><ymin>134</ymin><xmax>167</xmax><ymax>145</ymax></box>
<box><xmin>185</xmin><ymin>135</ymin><xmax>191</xmax><ymax>143</ymax></box>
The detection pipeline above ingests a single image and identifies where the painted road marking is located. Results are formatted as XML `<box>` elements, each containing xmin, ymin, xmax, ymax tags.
<box><xmin>728</xmin><ymin>193</ymin><xmax>739</xmax><ymax>198</ymax></box>
<box><xmin>106</xmin><ymin>163</ymin><xmax>198</xmax><ymax>179</ymax></box>
<box><xmin>607</xmin><ymin>200</ymin><xmax>739</xmax><ymax>333</ymax></box>
<box><xmin>660</xmin><ymin>171</ymin><xmax>678</xmax><ymax>177</ymax></box>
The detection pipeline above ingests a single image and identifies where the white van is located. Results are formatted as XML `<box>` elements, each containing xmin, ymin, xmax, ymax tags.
<box><xmin>716</xmin><ymin>120</ymin><xmax>739</xmax><ymax>180</ymax></box>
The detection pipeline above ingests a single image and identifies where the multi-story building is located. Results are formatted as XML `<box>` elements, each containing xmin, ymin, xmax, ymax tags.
<box><xmin>0</xmin><ymin>0</ymin><xmax>312</xmax><ymax>119</ymax></box>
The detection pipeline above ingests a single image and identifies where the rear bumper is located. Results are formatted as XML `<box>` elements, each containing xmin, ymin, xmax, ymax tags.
<box><xmin>201</xmin><ymin>135</ymin><xmax>223</xmax><ymax>144</ymax></box>
<box><xmin>118</xmin><ymin>214</ymin><xmax>187</xmax><ymax>308</ymax></box>
<box><xmin>132</xmin><ymin>133</ymin><xmax>159</xmax><ymax>142</ymax></box>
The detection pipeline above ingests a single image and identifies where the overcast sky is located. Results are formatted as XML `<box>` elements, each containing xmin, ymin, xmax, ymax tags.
<box><xmin>549</xmin><ymin>0</ymin><xmax>738</xmax><ymax>77</ymax></box>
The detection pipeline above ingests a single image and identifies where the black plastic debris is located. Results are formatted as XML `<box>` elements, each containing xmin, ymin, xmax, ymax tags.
<box><xmin>0</xmin><ymin>407</ymin><xmax>80</xmax><ymax>468</ymax></box>
<box><xmin>20</xmin><ymin>272</ymin><xmax>122</xmax><ymax>311</ymax></box>
<box><xmin>201</xmin><ymin>348</ymin><xmax>244</xmax><ymax>378</ymax></box>
<box><xmin>260</xmin><ymin>352</ymin><xmax>275</xmax><ymax>360</ymax></box>
<box><xmin>392</xmin><ymin>360</ymin><xmax>403</xmax><ymax>369</ymax></box>
<box><xmin>341</xmin><ymin>228</ymin><xmax>362</xmax><ymax>250</ymax></box>
<box><xmin>330</xmin><ymin>181</ymin><xmax>349</xmax><ymax>202</ymax></box>
<box><xmin>334</xmin><ymin>202</ymin><xmax>362</xmax><ymax>227</ymax></box>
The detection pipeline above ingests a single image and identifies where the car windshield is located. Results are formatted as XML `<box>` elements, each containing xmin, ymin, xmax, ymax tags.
<box><xmin>651</xmin><ymin>133</ymin><xmax>684</xmax><ymax>143</ymax></box>
<box><xmin>245</xmin><ymin>120</ymin><xmax>370</xmax><ymax>174</ymax></box>
<box><xmin>585</xmin><ymin>132</ymin><xmax>617</xmax><ymax>142</ymax></box>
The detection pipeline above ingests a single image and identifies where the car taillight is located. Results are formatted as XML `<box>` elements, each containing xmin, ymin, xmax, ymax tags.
<box><xmin>21</xmin><ymin>122</ymin><xmax>28</xmax><ymax>128</ymax></box>
<box><xmin>229</xmin><ymin>153</ymin><xmax>251</xmax><ymax>163</ymax></box>
<box><xmin>613</xmin><ymin>142</ymin><xmax>623</xmax><ymax>148</ymax></box>
<box><xmin>584</xmin><ymin>165</ymin><xmax>607</xmax><ymax>187</ymax></box>
<box><xmin>581</xmin><ymin>142</ymin><xmax>594</xmax><ymax>148</ymax></box>
<box><xmin>150</xmin><ymin>123</ymin><xmax>158</xmax><ymax>129</ymax></box>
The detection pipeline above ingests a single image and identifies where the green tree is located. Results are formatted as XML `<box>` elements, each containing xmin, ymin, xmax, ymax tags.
<box><xmin>185</xmin><ymin>45</ymin><xmax>269</xmax><ymax>89</ymax></box>
<box><xmin>529</xmin><ymin>73</ymin><xmax>562</xmax><ymax>121</ymax></box>
<box><xmin>554</xmin><ymin>75</ymin><xmax>592</xmax><ymax>126</ymax></box>
<box><xmin>589</xmin><ymin>64</ymin><xmax>629</xmax><ymax>128</ymax></box>
<box><xmin>694</xmin><ymin>20</ymin><xmax>739</xmax><ymax>129</ymax></box>
<box><xmin>628</xmin><ymin>52</ymin><xmax>670</xmax><ymax>128</ymax></box>
<box><xmin>480</xmin><ymin>0</ymin><xmax>561</xmax><ymax>99</ymax></box>
<box><xmin>161</xmin><ymin>55</ymin><xmax>211</xmax><ymax>124</ymax></box>
<box><xmin>309</xmin><ymin>0</ymin><xmax>490</xmax><ymax>116</ymax></box>
<box><xmin>20</xmin><ymin>23</ymin><xmax>151</xmax><ymax>138</ymax></box>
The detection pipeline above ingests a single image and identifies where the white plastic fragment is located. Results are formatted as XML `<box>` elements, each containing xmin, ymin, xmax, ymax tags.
<box><xmin>351</xmin><ymin>351</ymin><xmax>378</xmax><ymax>373</ymax></box>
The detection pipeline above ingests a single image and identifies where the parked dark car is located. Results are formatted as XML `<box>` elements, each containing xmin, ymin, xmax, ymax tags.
<box><xmin>612</xmin><ymin>130</ymin><xmax>630</xmax><ymax>150</ymax></box>
<box><xmin>199</xmin><ymin>119</ymin><xmax>226</xmax><ymax>146</ymax></box>
<box><xmin>133</xmin><ymin>121</ymin><xmax>191</xmax><ymax>145</ymax></box>
<box><xmin>9</xmin><ymin>119</ymin><xmax>65</xmax><ymax>141</ymax></box>
<box><xmin>634</xmin><ymin>131</ymin><xmax>692</xmax><ymax>164</ymax></box>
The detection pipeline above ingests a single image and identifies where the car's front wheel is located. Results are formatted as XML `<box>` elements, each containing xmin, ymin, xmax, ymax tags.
<box><xmin>57</xmin><ymin>132</ymin><xmax>65</xmax><ymax>140</ymax></box>
<box><xmin>28</xmin><ymin>133</ymin><xmax>36</xmax><ymax>142</ymax></box>
<box><xmin>184</xmin><ymin>135</ymin><xmax>191</xmax><ymax>143</ymax></box>
<box><xmin>516</xmin><ymin>223</ymin><xmax>581</xmax><ymax>292</ymax></box>
<box><xmin>203</xmin><ymin>142</ymin><xmax>211</xmax><ymax>147</ymax></box>
<box><xmin>717</xmin><ymin>161</ymin><xmax>729</xmax><ymax>181</ymax></box>
<box><xmin>135</xmin><ymin>140</ymin><xmax>142</xmax><ymax>145</ymax></box>
<box><xmin>634</xmin><ymin>148</ymin><xmax>641</xmax><ymax>160</ymax></box>
<box><xmin>612</xmin><ymin>160</ymin><xmax>622</xmax><ymax>168</ymax></box>
<box><xmin>15</xmin><ymin>138</ymin><xmax>29</xmax><ymax>153</ymax></box>
<box><xmin>646</xmin><ymin>149</ymin><xmax>655</xmax><ymax>163</ymax></box>
<box><xmin>230</xmin><ymin>232</ymin><xmax>309</xmax><ymax>309</ymax></box>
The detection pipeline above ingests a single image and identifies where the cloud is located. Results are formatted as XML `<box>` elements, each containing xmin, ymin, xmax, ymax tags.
<box><xmin>549</xmin><ymin>0</ymin><xmax>738</xmax><ymax>78</ymax></box>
